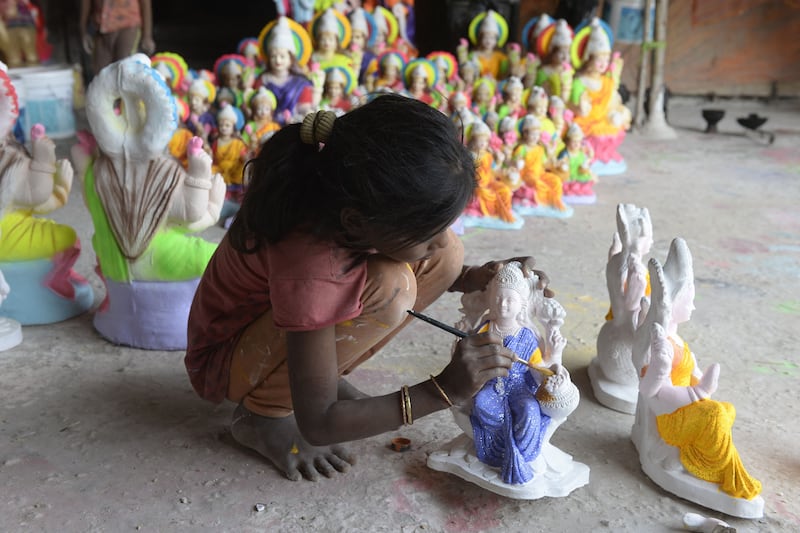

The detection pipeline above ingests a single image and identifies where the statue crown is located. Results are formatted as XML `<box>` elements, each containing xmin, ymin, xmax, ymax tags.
<box><xmin>495</xmin><ymin>261</ymin><xmax>530</xmax><ymax>298</ymax></box>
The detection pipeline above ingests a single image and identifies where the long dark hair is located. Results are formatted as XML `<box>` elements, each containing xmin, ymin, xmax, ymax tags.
<box><xmin>229</xmin><ymin>94</ymin><xmax>475</xmax><ymax>253</ymax></box>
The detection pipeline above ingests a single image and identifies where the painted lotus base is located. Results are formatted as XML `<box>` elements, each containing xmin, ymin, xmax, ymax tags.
<box><xmin>584</xmin><ymin>132</ymin><xmax>627</xmax><ymax>176</ymax></box>
<box><xmin>513</xmin><ymin>203</ymin><xmax>574</xmax><ymax>219</ymax></box>
<box><xmin>462</xmin><ymin>215</ymin><xmax>525</xmax><ymax>230</ymax></box>
<box><xmin>591</xmin><ymin>158</ymin><xmax>627</xmax><ymax>176</ymax></box>
<box><xmin>428</xmin><ymin>433</ymin><xmax>590</xmax><ymax>500</ymax></box>
<box><xmin>563</xmin><ymin>193</ymin><xmax>597</xmax><ymax>205</ymax></box>
<box><xmin>94</xmin><ymin>277</ymin><xmax>201</xmax><ymax>350</ymax></box>
<box><xmin>0</xmin><ymin>258</ymin><xmax>93</xmax><ymax>325</ymax></box>
<box><xmin>587</xmin><ymin>357</ymin><xmax>638</xmax><ymax>414</ymax></box>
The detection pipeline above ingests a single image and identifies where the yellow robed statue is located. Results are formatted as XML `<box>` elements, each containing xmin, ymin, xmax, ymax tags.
<box><xmin>631</xmin><ymin>239</ymin><xmax>764</xmax><ymax>519</ymax></box>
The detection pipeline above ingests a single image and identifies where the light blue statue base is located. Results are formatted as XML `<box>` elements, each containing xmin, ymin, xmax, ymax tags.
<box><xmin>0</xmin><ymin>259</ymin><xmax>93</xmax><ymax>325</ymax></box>
<box><xmin>427</xmin><ymin>432</ymin><xmax>590</xmax><ymax>500</ymax></box>
<box><xmin>219</xmin><ymin>199</ymin><xmax>240</xmax><ymax>223</ymax></box>
<box><xmin>591</xmin><ymin>158</ymin><xmax>627</xmax><ymax>176</ymax></box>
<box><xmin>514</xmin><ymin>204</ymin><xmax>574</xmax><ymax>218</ymax></box>
<box><xmin>94</xmin><ymin>278</ymin><xmax>201</xmax><ymax>350</ymax></box>
<box><xmin>462</xmin><ymin>215</ymin><xmax>525</xmax><ymax>230</ymax></box>
<box><xmin>563</xmin><ymin>193</ymin><xmax>597</xmax><ymax>205</ymax></box>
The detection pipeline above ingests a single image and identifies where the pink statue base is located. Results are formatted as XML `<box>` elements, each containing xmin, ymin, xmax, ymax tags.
<box><xmin>584</xmin><ymin>132</ymin><xmax>627</xmax><ymax>176</ymax></box>
<box><xmin>562</xmin><ymin>181</ymin><xmax>597</xmax><ymax>205</ymax></box>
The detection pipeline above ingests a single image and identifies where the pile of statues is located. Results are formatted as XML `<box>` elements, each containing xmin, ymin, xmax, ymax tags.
<box><xmin>0</xmin><ymin>4</ymin><xmax>635</xmax><ymax>235</ymax></box>
<box><xmin>95</xmin><ymin>6</ymin><xmax>632</xmax><ymax>231</ymax></box>
<box><xmin>0</xmin><ymin>54</ymin><xmax>223</xmax><ymax>350</ymax></box>
<box><xmin>589</xmin><ymin>204</ymin><xmax>764</xmax><ymax>518</ymax></box>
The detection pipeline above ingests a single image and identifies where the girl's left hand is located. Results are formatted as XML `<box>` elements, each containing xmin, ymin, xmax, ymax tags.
<box><xmin>455</xmin><ymin>257</ymin><xmax>553</xmax><ymax>297</ymax></box>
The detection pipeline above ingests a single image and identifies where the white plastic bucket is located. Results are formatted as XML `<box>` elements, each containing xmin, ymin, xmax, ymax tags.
<box><xmin>16</xmin><ymin>65</ymin><xmax>76</xmax><ymax>140</ymax></box>
<box><xmin>603</xmin><ymin>0</ymin><xmax>655</xmax><ymax>44</ymax></box>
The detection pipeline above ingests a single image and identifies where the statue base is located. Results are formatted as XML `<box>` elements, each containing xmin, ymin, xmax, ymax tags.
<box><xmin>513</xmin><ymin>203</ymin><xmax>574</xmax><ymax>219</ymax></box>
<box><xmin>0</xmin><ymin>258</ymin><xmax>93</xmax><ymax>325</ymax></box>
<box><xmin>591</xmin><ymin>158</ymin><xmax>627</xmax><ymax>176</ymax></box>
<box><xmin>0</xmin><ymin>316</ymin><xmax>22</xmax><ymax>351</ymax></box>
<box><xmin>94</xmin><ymin>278</ymin><xmax>201</xmax><ymax>350</ymax></box>
<box><xmin>587</xmin><ymin>357</ymin><xmax>638</xmax><ymax>414</ymax></box>
<box><xmin>462</xmin><ymin>214</ymin><xmax>525</xmax><ymax>230</ymax></box>
<box><xmin>563</xmin><ymin>193</ymin><xmax>597</xmax><ymax>205</ymax></box>
<box><xmin>584</xmin><ymin>132</ymin><xmax>627</xmax><ymax>176</ymax></box>
<box><xmin>631</xmin><ymin>398</ymin><xmax>764</xmax><ymax>518</ymax></box>
<box><xmin>427</xmin><ymin>433</ymin><xmax>590</xmax><ymax>500</ymax></box>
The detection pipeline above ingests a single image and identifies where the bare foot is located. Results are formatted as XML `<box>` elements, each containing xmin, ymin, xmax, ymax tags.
<box><xmin>231</xmin><ymin>403</ymin><xmax>355</xmax><ymax>481</ymax></box>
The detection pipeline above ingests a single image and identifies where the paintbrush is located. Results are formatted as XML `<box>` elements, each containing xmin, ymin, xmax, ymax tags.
<box><xmin>406</xmin><ymin>310</ymin><xmax>554</xmax><ymax>376</ymax></box>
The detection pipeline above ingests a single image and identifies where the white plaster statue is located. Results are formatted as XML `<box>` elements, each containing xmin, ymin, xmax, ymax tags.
<box><xmin>0</xmin><ymin>63</ymin><xmax>23</xmax><ymax>348</ymax></box>
<box><xmin>427</xmin><ymin>261</ymin><xmax>589</xmax><ymax>499</ymax></box>
<box><xmin>630</xmin><ymin>238</ymin><xmax>764</xmax><ymax>518</ymax></box>
<box><xmin>0</xmin><ymin>268</ymin><xmax>21</xmax><ymax>350</ymax></box>
<box><xmin>0</xmin><ymin>64</ymin><xmax>92</xmax><ymax>325</ymax></box>
<box><xmin>589</xmin><ymin>203</ymin><xmax>652</xmax><ymax>413</ymax></box>
<box><xmin>82</xmin><ymin>54</ymin><xmax>225</xmax><ymax>349</ymax></box>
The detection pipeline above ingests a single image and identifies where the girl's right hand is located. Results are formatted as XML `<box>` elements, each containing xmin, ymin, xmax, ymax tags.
<box><xmin>436</xmin><ymin>332</ymin><xmax>514</xmax><ymax>406</ymax></box>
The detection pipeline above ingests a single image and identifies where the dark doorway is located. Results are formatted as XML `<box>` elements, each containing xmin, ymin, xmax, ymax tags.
<box><xmin>152</xmin><ymin>1</ymin><xmax>278</xmax><ymax>68</ymax></box>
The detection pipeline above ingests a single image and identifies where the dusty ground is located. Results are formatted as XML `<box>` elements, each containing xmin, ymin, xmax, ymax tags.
<box><xmin>1</xmin><ymin>98</ymin><xmax>799</xmax><ymax>532</ymax></box>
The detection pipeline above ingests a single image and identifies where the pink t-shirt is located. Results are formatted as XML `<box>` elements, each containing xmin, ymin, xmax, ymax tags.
<box><xmin>185</xmin><ymin>231</ymin><xmax>368</xmax><ymax>402</ymax></box>
<box><xmin>91</xmin><ymin>0</ymin><xmax>142</xmax><ymax>34</ymax></box>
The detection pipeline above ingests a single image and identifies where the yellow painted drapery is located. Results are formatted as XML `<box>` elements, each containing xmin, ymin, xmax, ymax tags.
<box><xmin>573</xmin><ymin>75</ymin><xmax>622</xmax><ymax>138</ymax></box>
<box><xmin>473</xmin><ymin>151</ymin><xmax>515</xmax><ymax>222</ymax></box>
<box><xmin>656</xmin><ymin>399</ymin><xmax>762</xmax><ymax>500</ymax></box>
<box><xmin>513</xmin><ymin>143</ymin><xmax>565</xmax><ymax>210</ymax></box>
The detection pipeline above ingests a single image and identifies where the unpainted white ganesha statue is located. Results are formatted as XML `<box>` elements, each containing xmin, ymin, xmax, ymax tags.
<box><xmin>427</xmin><ymin>261</ymin><xmax>589</xmax><ymax>499</ymax></box>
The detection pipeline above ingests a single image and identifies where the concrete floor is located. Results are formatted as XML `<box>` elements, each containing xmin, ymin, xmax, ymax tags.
<box><xmin>1</xmin><ymin>98</ymin><xmax>799</xmax><ymax>532</ymax></box>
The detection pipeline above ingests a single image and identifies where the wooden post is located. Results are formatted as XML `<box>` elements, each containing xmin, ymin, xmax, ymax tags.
<box><xmin>634</xmin><ymin>0</ymin><xmax>654</xmax><ymax>128</ymax></box>
<box><xmin>641</xmin><ymin>0</ymin><xmax>676</xmax><ymax>138</ymax></box>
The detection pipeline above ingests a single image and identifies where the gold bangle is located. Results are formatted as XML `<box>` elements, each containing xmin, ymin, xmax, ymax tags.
<box><xmin>402</xmin><ymin>385</ymin><xmax>413</xmax><ymax>425</ymax></box>
<box><xmin>400</xmin><ymin>387</ymin><xmax>408</xmax><ymax>426</ymax></box>
<box><xmin>429</xmin><ymin>374</ymin><xmax>454</xmax><ymax>407</ymax></box>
